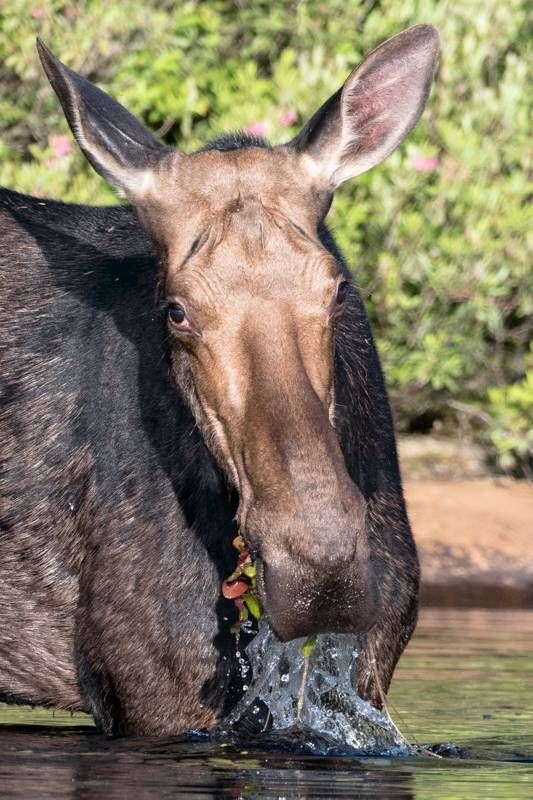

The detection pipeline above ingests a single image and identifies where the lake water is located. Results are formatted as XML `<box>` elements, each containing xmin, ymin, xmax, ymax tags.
<box><xmin>1</xmin><ymin>608</ymin><xmax>532</xmax><ymax>799</ymax></box>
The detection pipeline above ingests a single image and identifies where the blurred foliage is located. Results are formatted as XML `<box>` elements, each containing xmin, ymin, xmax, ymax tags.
<box><xmin>487</xmin><ymin>360</ymin><xmax>533</xmax><ymax>471</ymax></box>
<box><xmin>0</xmin><ymin>0</ymin><xmax>531</xmax><ymax>472</ymax></box>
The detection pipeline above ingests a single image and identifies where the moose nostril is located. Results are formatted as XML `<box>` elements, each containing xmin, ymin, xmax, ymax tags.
<box><xmin>260</xmin><ymin>556</ymin><xmax>379</xmax><ymax>642</ymax></box>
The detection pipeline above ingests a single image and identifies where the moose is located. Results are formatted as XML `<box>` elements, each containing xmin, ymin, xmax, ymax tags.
<box><xmin>0</xmin><ymin>26</ymin><xmax>439</xmax><ymax>735</ymax></box>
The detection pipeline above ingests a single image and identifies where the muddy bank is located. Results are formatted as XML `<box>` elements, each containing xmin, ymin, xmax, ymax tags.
<box><xmin>404</xmin><ymin>479</ymin><xmax>533</xmax><ymax>608</ymax></box>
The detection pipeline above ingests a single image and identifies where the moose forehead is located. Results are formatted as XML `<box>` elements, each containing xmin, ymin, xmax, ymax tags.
<box><xmin>161</xmin><ymin>146</ymin><xmax>317</xmax><ymax>216</ymax></box>
<box><xmin>36</xmin><ymin>25</ymin><xmax>439</xmax><ymax>296</ymax></box>
<box><xmin>149</xmin><ymin>147</ymin><xmax>339</xmax><ymax>296</ymax></box>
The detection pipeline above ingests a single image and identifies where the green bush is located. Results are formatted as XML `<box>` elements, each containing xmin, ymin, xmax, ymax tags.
<box><xmin>486</xmin><ymin>362</ymin><xmax>533</xmax><ymax>473</ymax></box>
<box><xmin>1</xmin><ymin>0</ymin><xmax>531</xmax><ymax>471</ymax></box>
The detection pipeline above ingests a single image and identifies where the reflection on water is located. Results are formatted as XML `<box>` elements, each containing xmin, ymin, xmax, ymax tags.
<box><xmin>0</xmin><ymin>609</ymin><xmax>532</xmax><ymax>799</ymax></box>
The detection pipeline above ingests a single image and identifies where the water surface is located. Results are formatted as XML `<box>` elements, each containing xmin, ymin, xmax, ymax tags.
<box><xmin>1</xmin><ymin>608</ymin><xmax>532</xmax><ymax>799</ymax></box>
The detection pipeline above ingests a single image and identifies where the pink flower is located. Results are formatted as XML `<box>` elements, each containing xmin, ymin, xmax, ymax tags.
<box><xmin>243</xmin><ymin>121</ymin><xmax>267</xmax><ymax>137</ymax></box>
<box><xmin>279</xmin><ymin>109</ymin><xmax>298</xmax><ymax>127</ymax></box>
<box><xmin>411</xmin><ymin>155</ymin><xmax>439</xmax><ymax>173</ymax></box>
<box><xmin>49</xmin><ymin>134</ymin><xmax>73</xmax><ymax>157</ymax></box>
<box><xmin>31</xmin><ymin>8</ymin><xmax>46</xmax><ymax>18</ymax></box>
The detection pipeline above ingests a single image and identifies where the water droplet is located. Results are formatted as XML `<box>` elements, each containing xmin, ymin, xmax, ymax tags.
<box><xmin>218</xmin><ymin>619</ymin><xmax>410</xmax><ymax>754</ymax></box>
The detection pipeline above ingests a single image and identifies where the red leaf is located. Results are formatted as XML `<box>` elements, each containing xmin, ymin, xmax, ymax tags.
<box><xmin>222</xmin><ymin>579</ymin><xmax>249</xmax><ymax>599</ymax></box>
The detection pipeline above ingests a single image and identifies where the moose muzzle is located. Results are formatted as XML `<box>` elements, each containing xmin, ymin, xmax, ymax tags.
<box><xmin>245</xmin><ymin>463</ymin><xmax>379</xmax><ymax>642</ymax></box>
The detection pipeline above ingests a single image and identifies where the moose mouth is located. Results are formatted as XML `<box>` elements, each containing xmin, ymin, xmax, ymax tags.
<box><xmin>223</xmin><ymin>535</ymin><xmax>380</xmax><ymax>643</ymax></box>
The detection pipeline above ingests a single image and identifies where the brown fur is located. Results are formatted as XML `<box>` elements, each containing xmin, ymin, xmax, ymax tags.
<box><xmin>0</xmin><ymin>27</ymin><xmax>439</xmax><ymax>733</ymax></box>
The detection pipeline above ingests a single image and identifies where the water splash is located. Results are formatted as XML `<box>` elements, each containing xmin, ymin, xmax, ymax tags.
<box><xmin>218</xmin><ymin>619</ymin><xmax>411</xmax><ymax>755</ymax></box>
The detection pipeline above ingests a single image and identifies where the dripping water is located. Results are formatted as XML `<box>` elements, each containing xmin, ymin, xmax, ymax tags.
<box><xmin>217</xmin><ymin>619</ymin><xmax>411</xmax><ymax>755</ymax></box>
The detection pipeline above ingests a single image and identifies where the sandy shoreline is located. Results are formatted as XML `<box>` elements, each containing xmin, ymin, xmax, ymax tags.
<box><xmin>404</xmin><ymin>479</ymin><xmax>533</xmax><ymax>607</ymax></box>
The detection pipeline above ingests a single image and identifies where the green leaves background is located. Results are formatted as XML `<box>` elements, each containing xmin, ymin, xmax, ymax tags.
<box><xmin>1</xmin><ymin>0</ymin><xmax>531</xmax><ymax>471</ymax></box>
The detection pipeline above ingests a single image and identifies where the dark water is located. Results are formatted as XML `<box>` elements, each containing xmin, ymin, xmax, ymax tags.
<box><xmin>1</xmin><ymin>609</ymin><xmax>532</xmax><ymax>799</ymax></box>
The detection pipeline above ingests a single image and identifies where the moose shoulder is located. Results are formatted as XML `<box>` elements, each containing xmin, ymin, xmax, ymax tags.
<box><xmin>0</xmin><ymin>26</ymin><xmax>439</xmax><ymax>735</ymax></box>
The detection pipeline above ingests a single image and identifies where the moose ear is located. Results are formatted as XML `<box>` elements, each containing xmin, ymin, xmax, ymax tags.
<box><xmin>289</xmin><ymin>25</ymin><xmax>439</xmax><ymax>189</ymax></box>
<box><xmin>36</xmin><ymin>38</ymin><xmax>171</xmax><ymax>198</ymax></box>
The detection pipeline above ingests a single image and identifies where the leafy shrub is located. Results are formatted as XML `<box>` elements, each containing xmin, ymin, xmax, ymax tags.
<box><xmin>486</xmin><ymin>365</ymin><xmax>533</xmax><ymax>473</ymax></box>
<box><xmin>0</xmin><ymin>0</ymin><xmax>531</xmax><ymax>471</ymax></box>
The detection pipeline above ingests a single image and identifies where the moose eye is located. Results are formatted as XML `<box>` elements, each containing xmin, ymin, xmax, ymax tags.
<box><xmin>336</xmin><ymin>281</ymin><xmax>350</xmax><ymax>306</ymax></box>
<box><xmin>167</xmin><ymin>302</ymin><xmax>186</xmax><ymax>325</ymax></box>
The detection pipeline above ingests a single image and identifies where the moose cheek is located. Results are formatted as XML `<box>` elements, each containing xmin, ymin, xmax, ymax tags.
<box><xmin>187</xmin><ymin>376</ymin><xmax>246</xmax><ymax>496</ymax></box>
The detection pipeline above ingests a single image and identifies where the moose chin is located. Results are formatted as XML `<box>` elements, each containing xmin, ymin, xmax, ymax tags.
<box><xmin>0</xmin><ymin>25</ymin><xmax>439</xmax><ymax>735</ymax></box>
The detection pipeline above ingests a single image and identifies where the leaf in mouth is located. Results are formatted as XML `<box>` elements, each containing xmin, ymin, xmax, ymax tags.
<box><xmin>223</xmin><ymin>535</ymin><xmax>262</xmax><ymax>633</ymax></box>
<box><xmin>222</xmin><ymin>578</ymin><xmax>250</xmax><ymax>600</ymax></box>
<box><xmin>243</xmin><ymin>593</ymin><xmax>262</xmax><ymax>620</ymax></box>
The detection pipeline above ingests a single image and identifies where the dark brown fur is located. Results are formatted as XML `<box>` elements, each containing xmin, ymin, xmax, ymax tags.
<box><xmin>0</xmin><ymin>26</ymin><xmax>439</xmax><ymax>733</ymax></box>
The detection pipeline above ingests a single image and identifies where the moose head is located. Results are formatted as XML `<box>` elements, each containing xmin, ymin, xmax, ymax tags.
<box><xmin>37</xmin><ymin>25</ymin><xmax>439</xmax><ymax>642</ymax></box>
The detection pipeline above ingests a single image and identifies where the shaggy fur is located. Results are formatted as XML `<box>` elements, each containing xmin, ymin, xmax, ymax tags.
<box><xmin>0</xmin><ymin>168</ymin><xmax>417</xmax><ymax>732</ymax></box>
<box><xmin>0</xmin><ymin>20</ymin><xmax>440</xmax><ymax>734</ymax></box>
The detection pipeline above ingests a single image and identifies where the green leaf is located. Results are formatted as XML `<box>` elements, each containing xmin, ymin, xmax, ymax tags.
<box><xmin>301</xmin><ymin>634</ymin><xmax>317</xmax><ymax>658</ymax></box>
<box><xmin>243</xmin><ymin>593</ymin><xmax>263</xmax><ymax>620</ymax></box>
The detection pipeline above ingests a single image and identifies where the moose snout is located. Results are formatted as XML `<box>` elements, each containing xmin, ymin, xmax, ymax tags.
<box><xmin>261</xmin><ymin>555</ymin><xmax>379</xmax><ymax>642</ymax></box>
<box><xmin>219</xmin><ymin>309</ymin><xmax>380</xmax><ymax>641</ymax></box>
<box><xmin>246</xmin><ymin>488</ymin><xmax>379</xmax><ymax>642</ymax></box>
